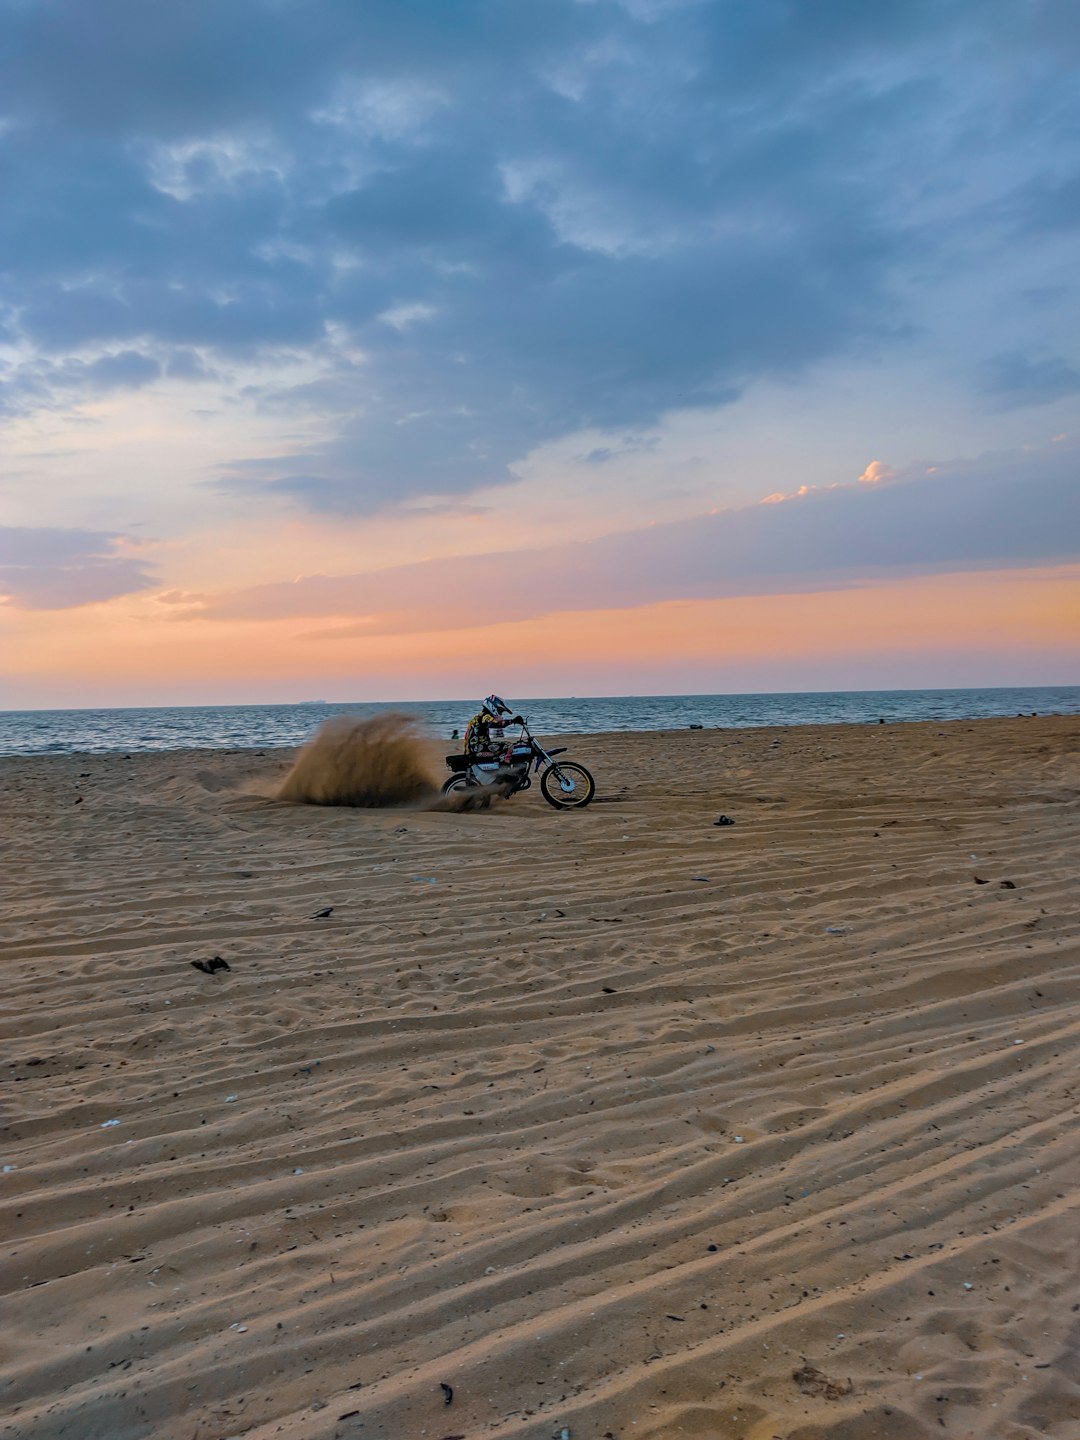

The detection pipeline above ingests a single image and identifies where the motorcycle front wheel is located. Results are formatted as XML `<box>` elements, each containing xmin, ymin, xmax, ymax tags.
<box><xmin>540</xmin><ymin>761</ymin><xmax>595</xmax><ymax>810</ymax></box>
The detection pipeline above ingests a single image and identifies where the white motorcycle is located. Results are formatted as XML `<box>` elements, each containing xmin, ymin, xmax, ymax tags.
<box><xmin>442</xmin><ymin>717</ymin><xmax>595</xmax><ymax>810</ymax></box>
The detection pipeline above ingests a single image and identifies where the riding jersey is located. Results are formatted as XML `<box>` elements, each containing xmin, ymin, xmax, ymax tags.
<box><xmin>463</xmin><ymin>711</ymin><xmax>510</xmax><ymax>756</ymax></box>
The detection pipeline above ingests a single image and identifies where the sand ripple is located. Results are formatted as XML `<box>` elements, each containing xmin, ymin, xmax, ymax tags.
<box><xmin>2</xmin><ymin>717</ymin><xmax>1079</xmax><ymax>1438</ymax></box>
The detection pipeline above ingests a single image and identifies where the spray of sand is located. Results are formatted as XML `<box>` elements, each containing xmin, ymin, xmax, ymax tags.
<box><xmin>277</xmin><ymin>713</ymin><xmax>440</xmax><ymax>808</ymax></box>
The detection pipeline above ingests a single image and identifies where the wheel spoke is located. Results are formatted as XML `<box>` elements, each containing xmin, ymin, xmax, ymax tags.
<box><xmin>541</xmin><ymin>762</ymin><xmax>594</xmax><ymax>809</ymax></box>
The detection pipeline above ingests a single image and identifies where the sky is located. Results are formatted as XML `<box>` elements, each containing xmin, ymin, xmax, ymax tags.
<box><xmin>1</xmin><ymin>0</ymin><xmax>1078</xmax><ymax>708</ymax></box>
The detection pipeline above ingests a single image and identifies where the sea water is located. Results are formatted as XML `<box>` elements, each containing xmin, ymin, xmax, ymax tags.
<box><xmin>0</xmin><ymin>686</ymin><xmax>1077</xmax><ymax>757</ymax></box>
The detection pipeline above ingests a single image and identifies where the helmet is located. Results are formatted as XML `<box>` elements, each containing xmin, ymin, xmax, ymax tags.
<box><xmin>484</xmin><ymin>693</ymin><xmax>510</xmax><ymax>716</ymax></box>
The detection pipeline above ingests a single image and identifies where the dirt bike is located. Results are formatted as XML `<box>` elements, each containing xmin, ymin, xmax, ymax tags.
<box><xmin>442</xmin><ymin>717</ymin><xmax>595</xmax><ymax>810</ymax></box>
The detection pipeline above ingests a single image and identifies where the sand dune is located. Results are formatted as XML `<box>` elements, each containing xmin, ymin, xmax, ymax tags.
<box><xmin>2</xmin><ymin>716</ymin><xmax>1079</xmax><ymax>1440</ymax></box>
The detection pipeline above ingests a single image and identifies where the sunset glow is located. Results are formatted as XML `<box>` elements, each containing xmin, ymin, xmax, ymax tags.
<box><xmin>4</xmin><ymin>563</ymin><xmax>1076</xmax><ymax>709</ymax></box>
<box><xmin>2</xmin><ymin>2</ymin><xmax>1078</xmax><ymax>707</ymax></box>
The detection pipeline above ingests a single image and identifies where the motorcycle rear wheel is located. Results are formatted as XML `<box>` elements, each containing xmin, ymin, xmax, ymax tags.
<box><xmin>442</xmin><ymin>772</ymin><xmax>493</xmax><ymax>809</ymax></box>
<box><xmin>540</xmin><ymin>761</ymin><xmax>595</xmax><ymax>810</ymax></box>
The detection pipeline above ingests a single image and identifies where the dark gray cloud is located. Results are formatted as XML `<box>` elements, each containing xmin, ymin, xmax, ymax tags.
<box><xmin>0</xmin><ymin>348</ymin><xmax>163</xmax><ymax>417</ymax></box>
<box><xmin>195</xmin><ymin>442</ymin><xmax>1080</xmax><ymax>632</ymax></box>
<box><xmin>1011</xmin><ymin>170</ymin><xmax>1080</xmax><ymax>235</ymax></box>
<box><xmin>981</xmin><ymin>352</ymin><xmax>1080</xmax><ymax>410</ymax></box>
<box><xmin>2</xmin><ymin>0</ymin><xmax>1079</xmax><ymax>508</ymax></box>
<box><xmin>0</xmin><ymin>527</ymin><xmax>158</xmax><ymax>609</ymax></box>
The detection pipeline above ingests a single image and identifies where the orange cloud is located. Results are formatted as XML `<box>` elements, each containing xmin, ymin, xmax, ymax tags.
<box><xmin>4</xmin><ymin>564</ymin><xmax>1077</xmax><ymax>706</ymax></box>
<box><xmin>188</xmin><ymin>440</ymin><xmax>1080</xmax><ymax>638</ymax></box>
<box><xmin>857</xmin><ymin>459</ymin><xmax>896</xmax><ymax>485</ymax></box>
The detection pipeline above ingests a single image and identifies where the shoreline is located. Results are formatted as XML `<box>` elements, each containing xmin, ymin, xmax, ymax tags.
<box><xmin>2</xmin><ymin>686</ymin><xmax>1078</xmax><ymax>761</ymax></box>
<box><xmin>2</xmin><ymin>707</ymin><xmax>1077</xmax><ymax>766</ymax></box>
<box><xmin>3</xmin><ymin>713</ymin><xmax>1079</xmax><ymax>1438</ymax></box>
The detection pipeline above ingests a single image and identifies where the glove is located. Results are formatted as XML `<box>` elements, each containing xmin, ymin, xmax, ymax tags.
<box><xmin>509</xmin><ymin>715</ymin><xmax>524</xmax><ymax>725</ymax></box>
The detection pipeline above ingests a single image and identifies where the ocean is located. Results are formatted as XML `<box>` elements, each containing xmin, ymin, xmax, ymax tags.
<box><xmin>0</xmin><ymin>686</ymin><xmax>1077</xmax><ymax>757</ymax></box>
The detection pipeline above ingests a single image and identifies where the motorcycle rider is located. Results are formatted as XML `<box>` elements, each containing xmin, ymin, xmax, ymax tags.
<box><xmin>463</xmin><ymin>694</ymin><xmax>523</xmax><ymax>764</ymax></box>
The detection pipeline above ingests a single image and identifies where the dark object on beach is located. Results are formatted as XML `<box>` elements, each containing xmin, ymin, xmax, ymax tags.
<box><xmin>1000</xmin><ymin>879</ymin><xmax>1017</xmax><ymax>889</ymax></box>
<box><xmin>311</xmin><ymin>906</ymin><xmax>334</xmax><ymax>919</ymax></box>
<box><xmin>451</xmin><ymin>728</ymin><xmax>459</xmax><ymax>739</ymax></box>
<box><xmin>440</xmin><ymin>1381</ymin><xmax>454</xmax><ymax>1406</ymax></box>
<box><xmin>714</xmin><ymin>814</ymin><xmax>736</xmax><ymax>826</ymax></box>
<box><xmin>878</xmin><ymin>717</ymin><xmax>885</xmax><ymax>723</ymax></box>
<box><xmin>793</xmin><ymin>1363</ymin><xmax>853</xmax><ymax>1400</ymax></box>
<box><xmin>689</xmin><ymin>722</ymin><xmax>703</xmax><ymax>729</ymax></box>
<box><xmin>974</xmin><ymin>876</ymin><xmax>989</xmax><ymax>884</ymax></box>
<box><xmin>191</xmin><ymin>956</ymin><xmax>230</xmax><ymax>975</ymax></box>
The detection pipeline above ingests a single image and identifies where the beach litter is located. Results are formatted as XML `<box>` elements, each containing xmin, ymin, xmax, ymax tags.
<box><xmin>825</xmin><ymin>925</ymin><xmax>852</xmax><ymax>935</ymax></box>
<box><xmin>793</xmin><ymin>1363</ymin><xmax>853</xmax><ymax>1400</ymax></box>
<box><xmin>440</xmin><ymin>1381</ymin><xmax>454</xmax><ymax>1406</ymax></box>
<box><xmin>713</xmin><ymin>814</ymin><xmax>736</xmax><ymax>826</ymax></box>
<box><xmin>192</xmin><ymin>955</ymin><xmax>230</xmax><ymax>975</ymax></box>
<box><xmin>311</xmin><ymin>906</ymin><xmax>334</xmax><ymax>918</ymax></box>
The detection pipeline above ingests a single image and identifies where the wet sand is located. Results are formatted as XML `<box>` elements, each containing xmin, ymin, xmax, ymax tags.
<box><xmin>2</xmin><ymin>715</ymin><xmax>1079</xmax><ymax>1439</ymax></box>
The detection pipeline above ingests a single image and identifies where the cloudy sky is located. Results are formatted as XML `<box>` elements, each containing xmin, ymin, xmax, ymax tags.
<box><xmin>1</xmin><ymin>0</ymin><xmax>1078</xmax><ymax>706</ymax></box>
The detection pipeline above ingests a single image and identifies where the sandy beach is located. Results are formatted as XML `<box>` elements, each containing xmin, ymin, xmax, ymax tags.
<box><xmin>2</xmin><ymin>714</ymin><xmax>1079</xmax><ymax>1440</ymax></box>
